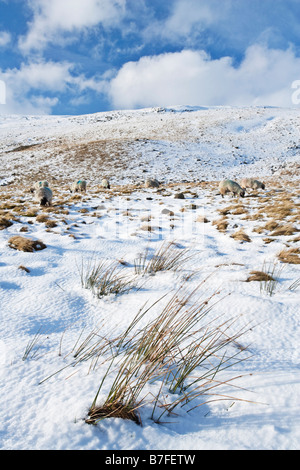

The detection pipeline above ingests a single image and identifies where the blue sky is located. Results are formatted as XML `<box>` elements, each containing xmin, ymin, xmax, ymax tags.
<box><xmin>0</xmin><ymin>0</ymin><xmax>300</xmax><ymax>115</ymax></box>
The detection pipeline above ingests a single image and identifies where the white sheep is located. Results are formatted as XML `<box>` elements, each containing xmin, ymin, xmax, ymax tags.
<box><xmin>70</xmin><ymin>180</ymin><xmax>87</xmax><ymax>193</ymax></box>
<box><xmin>101</xmin><ymin>178</ymin><xmax>110</xmax><ymax>189</ymax></box>
<box><xmin>34</xmin><ymin>187</ymin><xmax>53</xmax><ymax>206</ymax></box>
<box><xmin>240</xmin><ymin>178</ymin><xmax>265</xmax><ymax>191</ymax></box>
<box><xmin>219</xmin><ymin>179</ymin><xmax>245</xmax><ymax>198</ymax></box>
<box><xmin>30</xmin><ymin>180</ymin><xmax>49</xmax><ymax>193</ymax></box>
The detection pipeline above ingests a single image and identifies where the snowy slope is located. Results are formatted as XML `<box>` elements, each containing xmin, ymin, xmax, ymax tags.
<box><xmin>1</xmin><ymin>105</ymin><xmax>300</xmax><ymax>188</ymax></box>
<box><xmin>0</xmin><ymin>106</ymin><xmax>299</xmax><ymax>450</ymax></box>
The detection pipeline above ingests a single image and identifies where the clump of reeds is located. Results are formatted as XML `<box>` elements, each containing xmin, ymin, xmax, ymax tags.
<box><xmin>212</xmin><ymin>217</ymin><xmax>228</xmax><ymax>232</ymax></box>
<box><xmin>0</xmin><ymin>216</ymin><xmax>13</xmax><ymax>230</ymax></box>
<box><xmin>230</xmin><ymin>229</ymin><xmax>251</xmax><ymax>243</ymax></box>
<box><xmin>80</xmin><ymin>258</ymin><xmax>137</xmax><ymax>298</ymax></box>
<box><xmin>134</xmin><ymin>241</ymin><xmax>191</xmax><ymax>275</ymax></box>
<box><xmin>8</xmin><ymin>236</ymin><xmax>46</xmax><ymax>252</ymax></box>
<box><xmin>262</xmin><ymin>219</ymin><xmax>279</xmax><ymax>231</ymax></box>
<box><xmin>246</xmin><ymin>261</ymin><xmax>284</xmax><ymax>296</ymax></box>
<box><xmin>246</xmin><ymin>271</ymin><xmax>275</xmax><ymax>283</ymax></box>
<box><xmin>44</xmin><ymin>219</ymin><xmax>58</xmax><ymax>228</ymax></box>
<box><xmin>86</xmin><ymin>402</ymin><xmax>141</xmax><ymax>425</ymax></box>
<box><xmin>277</xmin><ymin>247</ymin><xmax>300</xmax><ymax>264</ymax></box>
<box><xmin>36</xmin><ymin>214</ymin><xmax>49</xmax><ymax>223</ymax></box>
<box><xmin>264</xmin><ymin>201</ymin><xmax>294</xmax><ymax>219</ymax></box>
<box><xmin>219</xmin><ymin>204</ymin><xmax>247</xmax><ymax>216</ymax></box>
<box><xmin>86</xmin><ymin>285</ymin><xmax>253</xmax><ymax>426</ymax></box>
<box><xmin>270</xmin><ymin>224</ymin><xmax>299</xmax><ymax>237</ymax></box>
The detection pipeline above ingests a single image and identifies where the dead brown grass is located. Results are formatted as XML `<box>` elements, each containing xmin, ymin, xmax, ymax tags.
<box><xmin>277</xmin><ymin>247</ymin><xmax>300</xmax><ymax>264</ymax></box>
<box><xmin>86</xmin><ymin>403</ymin><xmax>141</xmax><ymax>425</ymax></box>
<box><xmin>140</xmin><ymin>224</ymin><xmax>153</xmax><ymax>232</ymax></box>
<box><xmin>230</xmin><ymin>229</ymin><xmax>252</xmax><ymax>242</ymax></box>
<box><xmin>196</xmin><ymin>215</ymin><xmax>209</xmax><ymax>223</ymax></box>
<box><xmin>0</xmin><ymin>202</ymin><xmax>18</xmax><ymax>210</ymax></box>
<box><xmin>270</xmin><ymin>224</ymin><xmax>299</xmax><ymax>237</ymax></box>
<box><xmin>246</xmin><ymin>271</ymin><xmax>275</xmax><ymax>282</ymax></box>
<box><xmin>265</xmin><ymin>202</ymin><xmax>294</xmax><ymax>219</ymax></box>
<box><xmin>0</xmin><ymin>217</ymin><xmax>13</xmax><ymax>230</ymax></box>
<box><xmin>232</xmin><ymin>206</ymin><xmax>248</xmax><ymax>215</ymax></box>
<box><xmin>22</xmin><ymin>210</ymin><xmax>38</xmax><ymax>218</ymax></box>
<box><xmin>262</xmin><ymin>220</ymin><xmax>280</xmax><ymax>231</ymax></box>
<box><xmin>44</xmin><ymin>219</ymin><xmax>58</xmax><ymax>228</ymax></box>
<box><xmin>8</xmin><ymin>236</ymin><xmax>47</xmax><ymax>252</ymax></box>
<box><xmin>18</xmin><ymin>265</ymin><xmax>30</xmax><ymax>273</ymax></box>
<box><xmin>263</xmin><ymin>237</ymin><xmax>275</xmax><ymax>244</ymax></box>
<box><xmin>36</xmin><ymin>214</ymin><xmax>49</xmax><ymax>223</ymax></box>
<box><xmin>212</xmin><ymin>217</ymin><xmax>228</xmax><ymax>232</ymax></box>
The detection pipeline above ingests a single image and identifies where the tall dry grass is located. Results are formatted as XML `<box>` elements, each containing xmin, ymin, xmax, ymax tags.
<box><xmin>80</xmin><ymin>258</ymin><xmax>137</xmax><ymax>298</ymax></box>
<box><xmin>86</xmin><ymin>284</ymin><xmax>253</xmax><ymax>425</ymax></box>
<box><xmin>134</xmin><ymin>241</ymin><xmax>192</xmax><ymax>275</ymax></box>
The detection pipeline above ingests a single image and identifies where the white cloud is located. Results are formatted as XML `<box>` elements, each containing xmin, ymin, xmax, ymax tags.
<box><xmin>108</xmin><ymin>45</ymin><xmax>300</xmax><ymax>109</ymax></box>
<box><xmin>19</xmin><ymin>0</ymin><xmax>126</xmax><ymax>52</ymax></box>
<box><xmin>142</xmin><ymin>0</ymin><xmax>300</xmax><ymax>55</ymax></box>
<box><xmin>155</xmin><ymin>0</ymin><xmax>216</xmax><ymax>39</ymax></box>
<box><xmin>0</xmin><ymin>60</ymin><xmax>107</xmax><ymax>114</ymax></box>
<box><xmin>0</xmin><ymin>31</ymin><xmax>11</xmax><ymax>47</ymax></box>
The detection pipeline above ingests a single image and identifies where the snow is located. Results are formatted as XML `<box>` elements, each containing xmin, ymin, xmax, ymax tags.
<box><xmin>0</xmin><ymin>105</ymin><xmax>299</xmax><ymax>450</ymax></box>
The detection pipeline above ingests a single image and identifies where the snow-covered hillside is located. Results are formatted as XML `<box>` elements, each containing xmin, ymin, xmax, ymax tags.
<box><xmin>0</xmin><ymin>106</ymin><xmax>299</xmax><ymax>450</ymax></box>
<box><xmin>1</xmin><ymin>105</ymin><xmax>300</xmax><ymax>188</ymax></box>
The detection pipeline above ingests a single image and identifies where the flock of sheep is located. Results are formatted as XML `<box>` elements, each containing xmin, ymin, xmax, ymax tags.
<box><xmin>219</xmin><ymin>178</ymin><xmax>265</xmax><ymax>198</ymax></box>
<box><xmin>29</xmin><ymin>178</ymin><xmax>110</xmax><ymax>206</ymax></box>
<box><xmin>29</xmin><ymin>176</ymin><xmax>265</xmax><ymax>207</ymax></box>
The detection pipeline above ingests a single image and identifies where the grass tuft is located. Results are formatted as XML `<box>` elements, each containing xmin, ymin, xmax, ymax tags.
<box><xmin>86</xmin><ymin>284</ymin><xmax>253</xmax><ymax>426</ymax></box>
<box><xmin>134</xmin><ymin>241</ymin><xmax>191</xmax><ymax>275</ymax></box>
<box><xmin>80</xmin><ymin>258</ymin><xmax>137</xmax><ymax>298</ymax></box>
<box><xmin>277</xmin><ymin>247</ymin><xmax>300</xmax><ymax>264</ymax></box>
<box><xmin>246</xmin><ymin>261</ymin><xmax>284</xmax><ymax>296</ymax></box>
<box><xmin>8</xmin><ymin>236</ymin><xmax>46</xmax><ymax>252</ymax></box>
<box><xmin>230</xmin><ymin>229</ymin><xmax>251</xmax><ymax>243</ymax></box>
<box><xmin>270</xmin><ymin>224</ymin><xmax>299</xmax><ymax>237</ymax></box>
<box><xmin>0</xmin><ymin>216</ymin><xmax>13</xmax><ymax>230</ymax></box>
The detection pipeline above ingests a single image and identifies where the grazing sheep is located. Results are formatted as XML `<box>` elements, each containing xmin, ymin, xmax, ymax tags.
<box><xmin>101</xmin><ymin>178</ymin><xmax>110</xmax><ymax>189</ymax></box>
<box><xmin>34</xmin><ymin>187</ymin><xmax>53</xmax><ymax>206</ymax></box>
<box><xmin>30</xmin><ymin>180</ymin><xmax>49</xmax><ymax>193</ymax></box>
<box><xmin>70</xmin><ymin>180</ymin><xmax>87</xmax><ymax>193</ymax></box>
<box><xmin>219</xmin><ymin>179</ymin><xmax>245</xmax><ymax>198</ymax></box>
<box><xmin>240</xmin><ymin>178</ymin><xmax>265</xmax><ymax>191</ymax></box>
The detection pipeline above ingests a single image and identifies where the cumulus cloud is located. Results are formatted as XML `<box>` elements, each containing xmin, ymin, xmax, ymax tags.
<box><xmin>108</xmin><ymin>45</ymin><xmax>300</xmax><ymax>109</ymax></box>
<box><xmin>0</xmin><ymin>31</ymin><xmax>11</xmax><ymax>47</ymax></box>
<box><xmin>142</xmin><ymin>0</ymin><xmax>300</xmax><ymax>55</ymax></box>
<box><xmin>146</xmin><ymin>0</ymin><xmax>217</xmax><ymax>41</ymax></box>
<box><xmin>19</xmin><ymin>0</ymin><xmax>126</xmax><ymax>52</ymax></box>
<box><xmin>0</xmin><ymin>60</ymin><xmax>107</xmax><ymax>114</ymax></box>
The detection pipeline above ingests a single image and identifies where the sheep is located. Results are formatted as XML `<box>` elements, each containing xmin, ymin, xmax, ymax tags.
<box><xmin>34</xmin><ymin>187</ymin><xmax>53</xmax><ymax>206</ymax></box>
<box><xmin>219</xmin><ymin>179</ymin><xmax>245</xmax><ymax>198</ymax></box>
<box><xmin>101</xmin><ymin>178</ymin><xmax>110</xmax><ymax>189</ymax></box>
<box><xmin>240</xmin><ymin>178</ymin><xmax>265</xmax><ymax>191</ymax></box>
<box><xmin>30</xmin><ymin>180</ymin><xmax>49</xmax><ymax>193</ymax></box>
<box><xmin>70</xmin><ymin>180</ymin><xmax>87</xmax><ymax>193</ymax></box>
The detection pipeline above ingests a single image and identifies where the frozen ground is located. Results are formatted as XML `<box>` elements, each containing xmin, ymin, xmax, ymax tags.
<box><xmin>0</xmin><ymin>105</ymin><xmax>299</xmax><ymax>450</ymax></box>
